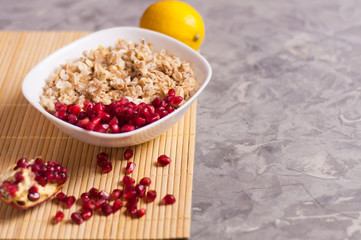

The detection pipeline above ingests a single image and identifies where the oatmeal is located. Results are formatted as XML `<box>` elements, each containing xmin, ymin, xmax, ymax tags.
<box><xmin>40</xmin><ymin>38</ymin><xmax>196</xmax><ymax>112</ymax></box>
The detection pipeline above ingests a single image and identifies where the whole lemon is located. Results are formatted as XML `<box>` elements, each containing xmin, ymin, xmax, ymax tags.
<box><xmin>139</xmin><ymin>0</ymin><xmax>205</xmax><ymax>50</ymax></box>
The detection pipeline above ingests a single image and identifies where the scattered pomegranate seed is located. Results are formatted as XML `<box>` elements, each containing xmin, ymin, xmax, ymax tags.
<box><xmin>113</xmin><ymin>200</ymin><xmax>123</xmax><ymax>213</ymax></box>
<box><xmin>95</xmin><ymin>198</ymin><xmax>106</xmax><ymax>209</ymax></box>
<box><xmin>102</xmin><ymin>203</ymin><xmax>113</xmax><ymax>216</ymax></box>
<box><xmin>82</xmin><ymin>210</ymin><xmax>93</xmax><ymax>220</ymax></box>
<box><xmin>122</xmin><ymin>176</ymin><xmax>135</xmax><ymax>185</ymax></box>
<box><xmin>111</xmin><ymin>189</ymin><xmax>123</xmax><ymax>200</ymax></box>
<box><xmin>137</xmin><ymin>208</ymin><xmax>146</xmax><ymax>218</ymax></box>
<box><xmin>88</xmin><ymin>188</ymin><xmax>99</xmax><ymax>199</ymax></box>
<box><xmin>71</xmin><ymin>212</ymin><xmax>84</xmax><ymax>225</ymax></box>
<box><xmin>54</xmin><ymin>211</ymin><xmax>64</xmax><ymax>223</ymax></box>
<box><xmin>65</xmin><ymin>196</ymin><xmax>76</xmax><ymax>208</ymax></box>
<box><xmin>157</xmin><ymin>155</ymin><xmax>171</xmax><ymax>166</ymax></box>
<box><xmin>82</xmin><ymin>201</ymin><xmax>96</xmax><ymax>211</ymax></box>
<box><xmin>125</xmin><ymin>162</ymin><xmax>136</xmax><ymax>175</ymax></box>
<box><xmin>101</xmin><ymin>162</ymin><xmax>112</xmax><ymax>173</ymax></box>
<box><xmin>127</xmin><ymin>205</ymin><xmax>138</xmax><ymax>216</ymax></box>
<box><xmin>124</xmin><ymin>190</ymin><xmax>137</xmax><ymax>201</ymax></box>
<box><xmin>161</xmin><ymin>194</ymin><xmax>176</xmax><ymax>205</ymax></box>
<box><xmin>135</xmin><ymin>184</ymin><xmax>146</xmax><ymax>198</ymax></box>
<box><xmin>56</xmin><ymin>192</ymin><xmax>67</xmax><ymax>202</ymax></box>
<box><xmin>98</xmin><ymin>190</ymin><xmax>110</xmax><ymax>200</ymax></box>
<box><xmin>124</xmin><ymin>149</ymin><xmax>133</xmax><ymax>160</ymax></box>
<box><xmin>80</xmin><ymin>192</ymin><xmax>90</xmax><ymax>202</ymax></box>
<box><xmin>139</xmin><ymin>177</ymin><xmax>151</xmax><ymax>187</ymax></box>
<box><xmin>146</xmin><ymin>190</ymin><xmax>157</xmax><ymax>203</ymax></box>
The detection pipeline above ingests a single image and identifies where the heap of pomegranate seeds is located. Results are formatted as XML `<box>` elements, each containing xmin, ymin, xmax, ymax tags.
<box><xmin>53</xmin><ymin>89</ymin><xmax>183</xmax><ymax>134</ymax></box>
<box><xmin>0</xmin><ymin>157</ymin><xmax>67</xmax><ymax>210</ymax></box>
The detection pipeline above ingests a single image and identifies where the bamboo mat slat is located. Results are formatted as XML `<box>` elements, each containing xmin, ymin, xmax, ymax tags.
<box><xmin>0</xmin><ymin>31</ymin><xmax>196</xmax><ymax>239</ymax></box>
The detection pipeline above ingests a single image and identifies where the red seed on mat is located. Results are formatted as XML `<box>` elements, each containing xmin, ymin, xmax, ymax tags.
<box><xmin>71</xmin><ymin>212</ymin><xmax>84</xmax><ymax>225</ymax></box>
<box><xmin>124</xmin><ymin>149</ymin><xmax>133</xmax><ymax>160</ymax></box>
<box><xmin>54</xmin><ymin>210</ymin><xmax>64</xmax><ymax>223</ymax></box>
<box><xmin>157</xmin><ymin>155</ymin><xmax>171</xmax><ymax>166</ymax></box>
<box><xmin>161</xmin><ymin>194</ymin><xmax>176</xmax><ymax>205</ymax></box>
<box><xmin>125</xmin><ymin>162</ymin><xmax>136</xmax><ymax>175</ymax></box>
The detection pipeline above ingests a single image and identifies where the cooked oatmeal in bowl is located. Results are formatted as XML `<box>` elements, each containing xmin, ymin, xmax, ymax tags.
<box><xmin>40</xmin><ymin>38</ymin><xmax>196</xmax><ymax>113</ymax></box>
<box><xmin>22</xmin><ymin>27</ymin><xmax>212</xmax><ymax>146</ymax></box>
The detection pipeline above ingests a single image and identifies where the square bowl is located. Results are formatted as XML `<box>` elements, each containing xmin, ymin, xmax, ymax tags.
<box><xmin>22</xmin><ymin>27</ymin><xmax>212</xmax><ymax>147</ymax></box>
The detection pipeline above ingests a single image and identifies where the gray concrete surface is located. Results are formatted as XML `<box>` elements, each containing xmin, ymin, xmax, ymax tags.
<box><xmin>2</xmin><ymin>0</ymin><xmax>361</xmax><ymax>239</ymax></box>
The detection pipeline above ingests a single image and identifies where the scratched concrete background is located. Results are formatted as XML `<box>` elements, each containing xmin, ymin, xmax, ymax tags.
<box><xmin>2</xmin><ymin>0</ymin><xmax>361</xmax><ymax>239</ymax></box>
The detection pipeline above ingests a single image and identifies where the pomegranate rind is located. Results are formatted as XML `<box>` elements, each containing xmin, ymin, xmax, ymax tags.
<box><xmin>0</xmin><ymin>164</ymin><xmax>64</xmax><ymax>210</ymax></box>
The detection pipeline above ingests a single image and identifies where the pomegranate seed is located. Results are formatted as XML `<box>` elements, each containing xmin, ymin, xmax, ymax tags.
<box><xmin>161</xmin><ymin>194</ymin><xmax>176</xmax><ymax>205</ymax></box>
<box><xmin>95</xmin><ymin>198</ymin><xmax>106</xmax><ymax>209</ymax></box>
<box><xmin>68</xmin><ymin>104</ymin><xmax>81</xmax><ymax>115</ymax></box>
<box><xmin>82</xmin><ymin>201</ymin><xmax>96</xmax><ymax>211</ymax></box>
<box><xmin>54</xmin><ymin>165</ymin><xmax>62</xmax><ymax>172</ymax></box>
<box><xmin>111</xmin><ymin>189</ymin><xmax>123</xmax><ymax>200</ymax></box>
<box><xmin>139</xmin><ymin>177</ymin><xmax>151</xmax><ymax>187</ymax></box>
<box><xmin>90</xmin><ymin>116</ymin><xmax>102</xmax><ymax>125</ymax></box>
<box><xmin>152</xmin><ymin>98</ymin><xmax>162</xmax><ymax>107</ymax></box>
<box><xmin>101</xmin><ymin>162</ymin><xmax>112</xmax><ymax>173</ymax></box>
<box><xmin>124</xmin><ymin>184</ymin><xmax>135</xmax><ymax>193</ymax></box>
<box><xmin>134</xmin><ymin>116</ymin><xmax>146</xmax><ymax>127</ymax></box>
<box><xmin>56</xmin><ymin>192</ymin><xmax>67</xmax><ymax>202</ymax></box>
<box><xmin>165</xmin><ymin>105</ymin><xmax>174</xmax><ymax>113</ymax></box>
<box><xmin>77</xmin><ymin>117</ymin><xmax>89</xmax><ymax>128</ymax></box>
<box><xmin>157</xmin><ymin>155</ymin><xmax>171</xmax><ymax>166</ymax></box>
<box><xmin>28</xmin><ymin>192</ymin><xmax>40</xmax><ymax>201</ymax></box>
<box><xmin>31</xmin><ymin>164</ymin><xmax>40</xmax><ymax>173</ymax></box>
<box><xmin>94</xmin><ymin>123</ymin><xmax>109</xmax><ymax>133</ymax></box>
<box><xmin>127</xmin><ymin>205</ymin><xmax>138</xmax><ymax>216</ymax></box>
<box><xmin>86</xmin><ymin>122</ymin><xmax>96</xmax><ymax>131</ymax></box>
<box><xmin>55</xmin><ymin>102</ymin><xmax>67</xmax><ymax>112</ymax></box>
<box><xmin>81</xmin><ymin>193</ymin><xmax>90</xmax><ymax>202</ymax></box>
<box><xmin>113</xmin><ymin>200</ymin><xmax>123</xmax><ymax>213</ymax></box>
<box><xmin>7</xmin><ymin>183</ymin><xmax>18</xmax><ymax>196</ymax></box>
<box><xmin>65</xmin><ymin>196</ymin><xmax>76</xmax><ymax>208</ymax></box>
<box><xmin>97</xmin><ymin>159</ymin><xmax>108</xmax><ymax>168</ymax></box>
<box><xmin>138</xmin><ymin>102</ymin><xmax>146</xmax><ymax>109</ymax></box>
<box><xmin>35</xmin><ymin>158</ymin><xmax>43</xmax><ymax>164</ymax></box>
<box><xmin>54</xmin><ymin>210</ymin><xmax>64</xmax><ymax>223</ymax></box>
<box><xmin>118</xmin><ymin>97</ymin><xmax>129</xmax><ymax>106</ymax></box>
<box><xmin>97</xmin><ymin>152</ymin><xmax>109</xmax><ymax>161</ymax></box>
<box><xmin>125</xmin><ymin>162</ymin><xmax>136</xmax><ymax>175</ymax></box>
<box><xmin>170</xmin><ymin>96</ymin><xmax>183</xmax><ymax>107</ymax></box>
<box><xmin>82</xmin><ymin>210</ymin><xmax>93</xmax><ymax>220</ymax></box>
<box><xmin>67</xmin><ymin>114</ymin><xmax>78</xmax><ymax>124</ymax></box>
<box><xmin>135</xmin><ymin>184</ymin><xmax>146</xmax><ymax>197</ymax></box>
<box><xmin>102</xmin><ymin>203</ymin><xmax>113</xmax><ymax>216</ymax></box>
<box><xmin>83</xmin><ymin>100</ymin><xmax>94</xmax><ymax>109</ymax></box>
<box><xmin>37</xmin><ymin>176</ymin><xmax>47</xmax><ymax>186</ymax></box>
<box><xmin>147</xmin><ymin>190</ymin><xmax>157</xmax><ymax>202</ymax></box>
<box><xmin>53</xmin><ymin>172</ymin><xmax>60</xmax><ymax>182</ymax></box>
<box><xmin>124</xmin><ymin>190</ymin><xmax>137</xmax><ymax>201</ymax></box>
<box><xmin>58</xmin><ymin>172</ymin><xmax>67</xmax><ymax>184</ymax></box>
<box><xmin>137</xmin><ymin>208</ymin><xmax>146</xmax><ymax>218</ymax></box>
<box><xmin>139</xmin><ymin>107</ymin><xmax>151</xmax><ymax>118</ymax></box>
<box><xmin>99</xmin><ymin>112</ymin><xmax>111</xmax><ymax>122</ymax></box>
<box><xmin>98</xmin><ymin>190</ymin><xmax>110</xmax><ymax>200</ymax></box>
<box><xmin>122</xmin><ymin>176</ymin><xmax>135</xmax><ymax>185</ymax></box>
<box><xmin>110</xmin><ymin>124</ymin><xmax>120</xmax><ymax>133</ymax></box>
<box><xmin>165</xmin><ymin>95</ymin><xmax>173</xmax><ymax>103</ymax></box>
<box><xmin>93</xmin><ymin>102</ymin><xmax>105</xmax><ymax>114</ymax></box>
<box><xmin>124</xmin><ymin>149</ymin><xmax>133</xmax><ymax>160</ymax></box>
<box><xmin>14</xmin><ymin>172</ymin><xmax>24</xmax><ymax>182</ymax></box>
<box><xmin>54</xmin><ymin>111</ymin><xmax>68</xmax><ymax>121</ymax></box>
<box><xmin>146</xmin><ymin>105</ymin><xmax>155</xmax><ymax>114</ymax></box>
<box><xmin>168</xmin><ymin>89</ymin><xmax>176</xmax><ymax>96</ymax></box>
<box><xmin>78</xmin><ymin>111</ymin><xmax>87</xmax><ymax>120</ymax></box>
<box><xmin>16</xmin><ymin>158</ymin><xmax>28</xmax><ymax>168</ymax></box>
<box><xmin>29</xmin><ymin>186</ymin><xmax>38</xmax><ymax>193</ymax></box>
<box><xmin>108</xmin><ymin>117</ymin><xmax>119</xmax><ymax>126</ymax></box>
<box><xmin>146</xmin><ymin>113</ymin><xmax>160</xmax><ymax>124</ymax></box>
<box><xmin>86</xmin><ymin>104</ymin><xmax>94</xmax><ymax>115</ymax></box>
<box><xmin>45</xmin><ymin>172</ymin><xmax>54</xmax><ymax>182</ymax></box>
<box><xmin>89</xmin><ymin>188</ymin><xmax>99</xmax><ymax>199</ymax></box>
<box><xmin>71</xmin><ymin>212</ymin><xmax>84</xmax><ymax>225</ymax></box>
<box><xmin>120</xmin><ymin>124</ymin><xmax>135</xmax><ymax>133</ymax></box>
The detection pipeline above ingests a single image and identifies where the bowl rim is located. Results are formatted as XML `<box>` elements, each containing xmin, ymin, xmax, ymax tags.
<box><xmin>22</xmin><ymin>26</ymin><xmax>212</xmax><ymax>139</ymax></box>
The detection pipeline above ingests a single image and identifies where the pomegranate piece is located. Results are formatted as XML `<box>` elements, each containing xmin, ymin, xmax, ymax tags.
<box><xmin>0</xmin><ymin>157</ymin><xmax>67</xmax><ymax>210</ymax></box>
<box><xmin>111</xmin><ymin>189</ymin><xmax>123</xmax><ymax>200</ymax></box>
<box><xmin>54</xmin><ymin>210</ymin><xmax>64</xmax><ymax>223</ymax></box>
<box><xmin>139</xmin><ymin>177</ymin><xmax>151</xmax><ymax>187</ymax></box>
<box><xmin>71</xmin><ymin>212</ymin><xmax>84</xmax><ymax>225</ymax></box>
<box><xmin>125</xmin><ymin>162</ymin><xmax>136</xmax><ymax>175</ymax></box>
<box><xmin>137</xmin><ymin>208</ymin><xmax>146</xmax><ymax>218</ymax></box>
<box><xmin>146</xmin><ymin>190</ymin><xmax>157</xmax><ymax>203</ymax></box>
<box><xmin>113</xmin><ymin>200</ymin><xmax>123</xmax><ymax>213</ymax></box>
<box><xmin>123</xmin><ymin>149</ymin><xmax>133</xmax><ymax>160</ymax></box>
<box><xmin>161</xmin><ymin>194</ymin><xmax>176</xmax><ymax>205</ymax></box>
<box><xmin>82</xmin><ymin>210</ymin><xmax>93</xmax><ymax>220</ymax></box>
<box><xmin>157</xmin><ymin>155</ymin><xmax>171</xmax><ymax>166</ymax></box>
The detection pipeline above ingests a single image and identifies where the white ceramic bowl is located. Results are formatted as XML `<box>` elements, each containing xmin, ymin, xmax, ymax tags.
<box><xmin>22</xmin><ymin>27</ymin><xmax>212</xmax><ymax>147</ymax></box>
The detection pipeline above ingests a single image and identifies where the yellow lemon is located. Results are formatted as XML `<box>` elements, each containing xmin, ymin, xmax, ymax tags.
<box><xmin>139</xmin><ymin>0</ymin><xmax>205</xmax><ymax>50</ymax></box>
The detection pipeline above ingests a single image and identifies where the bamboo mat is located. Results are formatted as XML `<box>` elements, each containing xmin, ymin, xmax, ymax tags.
<box><xmin>0</xmin><ymin>32</ymin><xmax>196</xmax><ymax>239</ymax></box>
